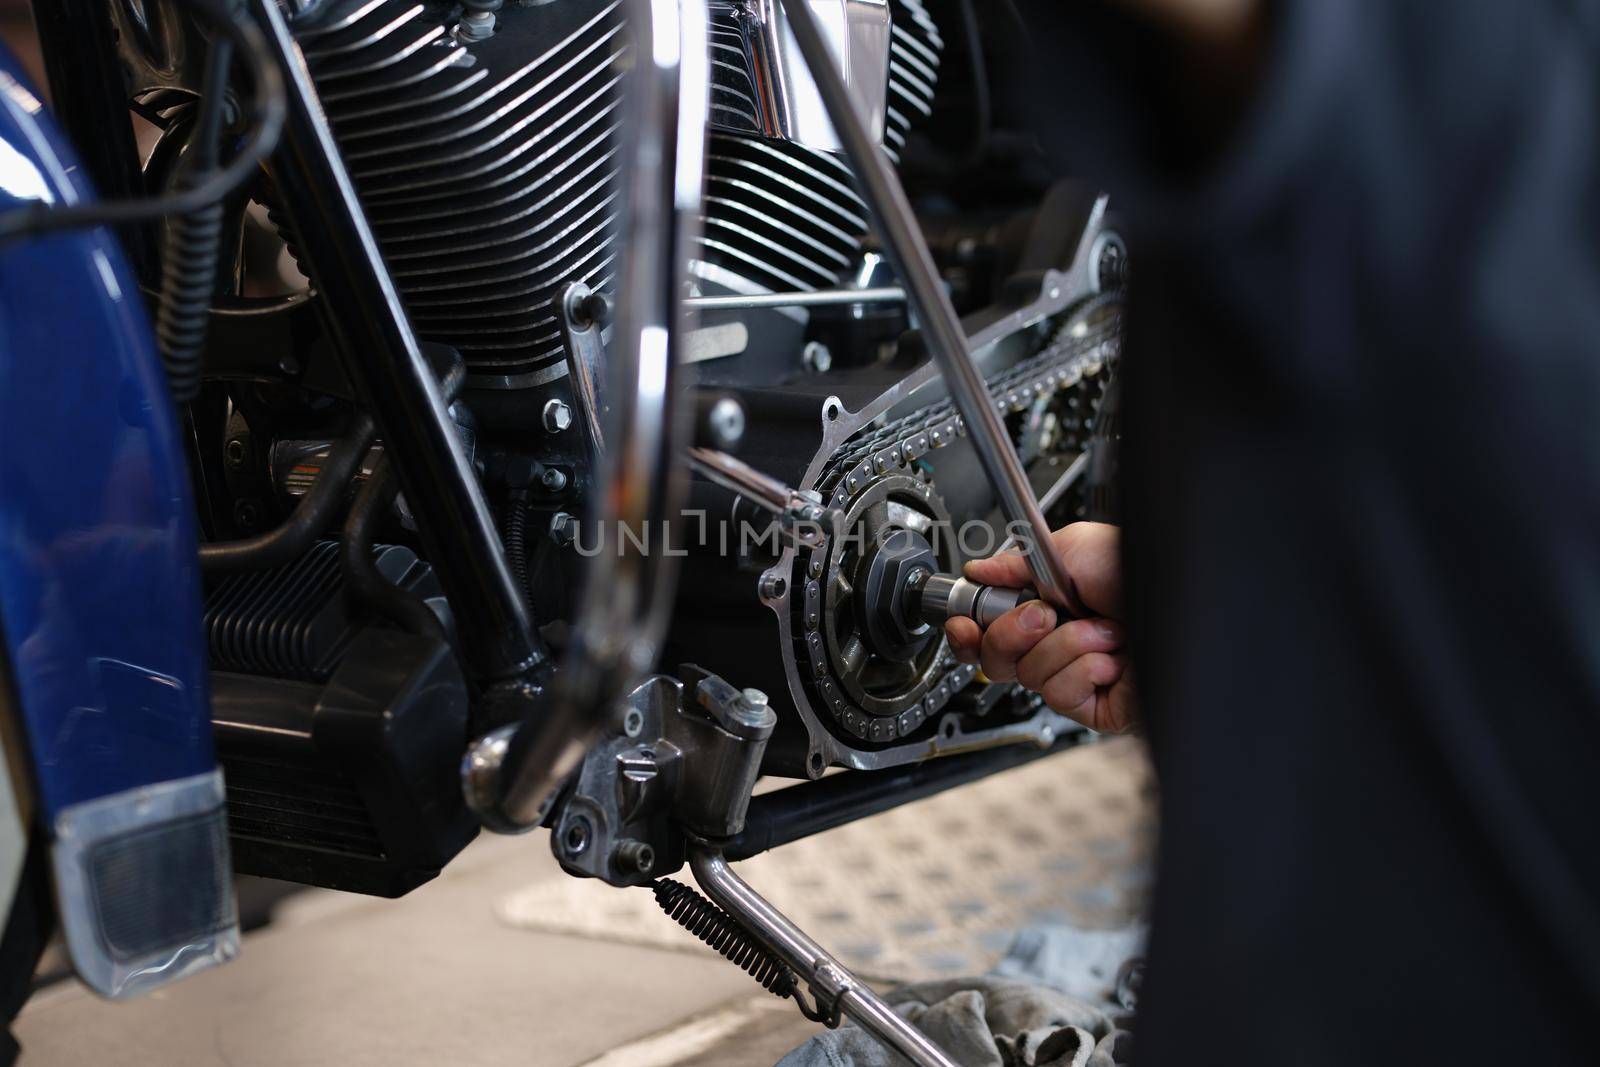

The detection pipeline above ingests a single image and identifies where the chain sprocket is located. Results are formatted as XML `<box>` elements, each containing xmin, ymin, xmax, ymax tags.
<box><xmin>793</xmin><ymin>295</ymin><xmax>1124</xmax><ymax>746</ymax></box>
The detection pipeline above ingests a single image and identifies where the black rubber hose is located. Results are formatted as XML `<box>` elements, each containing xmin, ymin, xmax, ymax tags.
<box><xmin>198</xmin><ymin>413</ymin><xmax>375</xmax><ymax>573</ymax></box>
<box><xmin>341</xmin><ymin>458</ymin><xmax>447</xmax><ymax>642</ymax></box>
<box><xmin>154</xmin><ymin>35</ymin><xmax>233</xmax><ymax>404</ymax></box>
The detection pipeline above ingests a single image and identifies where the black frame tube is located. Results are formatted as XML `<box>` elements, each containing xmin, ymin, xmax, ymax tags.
<box><xmin>27</xmin><ymin>0</ymin><xmax>157</xmax><ymax>277</ymax></box>
<box><xmin>246</xmin><ymin>0</ymin><xmax>545</xmax><ymax>682</ymax></box>
<box><xmin>724</xmin><ymin>735</ymin><xmax>1083</xmax><ymax>861</ymax></box>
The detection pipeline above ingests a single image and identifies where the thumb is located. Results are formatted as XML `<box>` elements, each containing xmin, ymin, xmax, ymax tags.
<box><xmin>963</xmin><ymin>550</ymin><xmax>1034</xmax><ymax>590</ymax></box>
<box><xmin>962</xmin><ymin>522</ymin><xmax>1122</xmax><ymax>618</ymax></box>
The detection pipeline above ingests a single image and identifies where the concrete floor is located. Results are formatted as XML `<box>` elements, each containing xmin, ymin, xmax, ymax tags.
<box><xmin>15</xmin><ymin>834</ymin><xmax>773</xmax><ymax>1067</ymax></box>
<box><xmin>14</xmin><ymin>741</ymin><xmax>1152</xmax><ymax>1066</ymax></box>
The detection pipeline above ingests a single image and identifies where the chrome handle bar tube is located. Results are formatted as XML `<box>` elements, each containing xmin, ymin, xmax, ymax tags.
<box><xmin>476</xmin><ymin>0</ymin><xmax>711</xmax><ymax>829</ymax></box>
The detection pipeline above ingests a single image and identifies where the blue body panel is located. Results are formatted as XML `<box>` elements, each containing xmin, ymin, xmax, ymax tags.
<box><xmin>0</xmin><ymin>52</ymin><xmax>215</xmax><ymax>817</ymax></box>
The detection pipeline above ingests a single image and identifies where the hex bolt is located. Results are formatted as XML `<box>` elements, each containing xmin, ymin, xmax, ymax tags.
<box><xmin>454</xmin><ymin>9</ymin><xmax>495</xmax><ymax>40</ymax></box>
<box><xmin>802</xmin><ymin>340</ymin><xmax>833</xmax><ymax>374</ymax></box>
<box><xmin>543</xmin><ymin>399</ymin><xmax>573</xmax><ymax>434</ymax></box>
<box><xmin>549</xmin><ymin>511</ymin><xmax>577</xmax><ymax>547</ymax></box>
<box><xmin>613</xmin><ymin>839</ymin><xmax>655</xmax><ymax>877</ymax></box>
<box><xmin>541</xmin><ymin>466</ymin><xmax>569</xmax><ymax>492</ymax></box>
<box><xmin>759</xmin><ymin>573</ymin><xmax>788</xmax><ymax>600</ymax></box>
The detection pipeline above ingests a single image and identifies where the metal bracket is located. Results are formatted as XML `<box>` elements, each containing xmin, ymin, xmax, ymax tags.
<box><xmin>545</xmin><ymin>666</ymin><xmax>776</xmax><ymax>886</ymax></box>
<box><xmin>558</xmin><ymin>281</ymin><xmax>609</xmax><ymax>459</ymax></box>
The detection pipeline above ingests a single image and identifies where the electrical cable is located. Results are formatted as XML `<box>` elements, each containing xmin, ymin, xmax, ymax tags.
<box><xmin>0</xmin><ymin>0</ymin><xmax>284</xmax><ymax>244</ymax></box>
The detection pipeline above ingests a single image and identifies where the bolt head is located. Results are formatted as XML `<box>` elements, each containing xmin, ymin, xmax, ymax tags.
<box><xmin>708</xmin><ymin>397</ymin><xmax>746</xmax><ymax>448</ymax></box>
<box><xmin>577</xmin><ymin>291</ymin><xmax>612</xmax><ymax>328</ymax></box>
<box><xmin>549</xmin><ymin>511</ymin><xmax>577</xmax><ymax>546</ymax></box>
<box><xmin>541</xmin><ymin>466</ymin><xmax>568</xmax><ymax>491</ymax></box>
<box><xmin>543</xmin><ymin>399</ymin><xmax>573</xmax><ymax>434</ymax></box>
<box><xmin>803</xmin><ymin>341</ymin><xmax>833</xmax><ymax>374</ymax></box>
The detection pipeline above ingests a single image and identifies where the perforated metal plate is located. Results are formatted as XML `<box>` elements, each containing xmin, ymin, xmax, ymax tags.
<box><xmin>499</xmin><ymin>737</ymin><xmax>1154</xmax><ymax>982</ymax></box>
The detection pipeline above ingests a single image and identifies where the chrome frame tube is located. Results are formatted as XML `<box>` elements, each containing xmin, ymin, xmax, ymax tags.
<box><xmin>691</xmin><ymin>849</ymin><xmax>959</xmax><ymax>1067</ymax></box>
<box><xmin>687</xmin><ymin>446</ymin><xmax>803</xmax><ymax>518</ymax></box>
<box><xmin>489</xmin><ymin>0</ymin><xmax>711</xmax><ymax>828</ymax></box>
<box><xmin>775</xmin><ymin>0</ymin><xmax>1084</xmax><ymax>616</ymax></box>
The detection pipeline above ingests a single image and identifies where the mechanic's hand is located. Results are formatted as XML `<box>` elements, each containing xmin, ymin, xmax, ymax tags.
<box><xmin>1107</xmin><ymin>0</ymin><xmax>1262</xmax><ymax>49</ymax></box>
<box><xmin>944</xmin><ymin>522</ymin><xmax>1139</xmax><ymax>734</ymax></box>
<box><xmin>1091</xmin><ymin>0</ymin><xmax>1269</xmax><ymax>134</ymax></box>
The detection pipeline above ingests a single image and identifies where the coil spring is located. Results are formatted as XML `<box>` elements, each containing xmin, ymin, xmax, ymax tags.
<box><xmin>653</xmin><ymin>879</ymin><xmax>798</xmax><ymax>999</ymax></box>
<box><xmin>502</xmin><ymin>496</ymin><xmax>532</xmax><ymax>603</ymax></box>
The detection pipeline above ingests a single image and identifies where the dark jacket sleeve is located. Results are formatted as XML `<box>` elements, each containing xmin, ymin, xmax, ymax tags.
<box><xmin>1004</xmin><ymin>3</ymin><xmax>1600</xmax><ymax>1064</ymax></box>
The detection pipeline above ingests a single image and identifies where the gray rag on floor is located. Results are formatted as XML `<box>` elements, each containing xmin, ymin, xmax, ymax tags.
<box><xmin>776</xmin><ymin>924</ymin><xmax>1144</xmax><ymax>1067</ymax></box>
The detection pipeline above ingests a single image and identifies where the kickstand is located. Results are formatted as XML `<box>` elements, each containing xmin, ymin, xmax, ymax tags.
<box><xmin>690</xmin><ymin>848</ymin><xmax>959</xmax><ymax>1067</ymax></box>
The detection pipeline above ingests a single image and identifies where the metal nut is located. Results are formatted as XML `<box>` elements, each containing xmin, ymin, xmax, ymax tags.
<box><xmin>561</xmin><ymin>816</ymin><xmax>592</xmax><ymax>857</ymax></box>
<box><xmin>549</xmin><ymin>511</ymin><xmax>577</xmax><ymax>547</ymax></box>
<box><xmin>543</xmin><ymin>399</ymin><xmax>573</xmax><ymax>434</ymax></box>
<box><xmin>454</xmin><ymin>9</ymin><xmax>495</xmax><ymax>41</ymax></box>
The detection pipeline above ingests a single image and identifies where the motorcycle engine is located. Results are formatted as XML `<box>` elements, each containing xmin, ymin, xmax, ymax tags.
<box><xmin>290</xmin><ymin>0</ymin><xmax>941</xmax><ymax>387</ymax></box>
<box><xmin>280</xmin><ymin>0</ymin><xmax>1123</xmax><ymax>779</ymax></box>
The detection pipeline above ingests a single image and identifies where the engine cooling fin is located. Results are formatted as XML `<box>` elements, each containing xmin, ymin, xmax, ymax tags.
<box><xmin>203</xmin><ymin>539</ymin><xmax>442</xmax><ymax>682</ymax></box>
<box><xmin>291</xmin><ymin>0</ymin><xmax>625</xmax><ymax>388</ymax></box>
<box><xmin>693</xmin><ymin>0</ymin><xmax>943</xmax><ymax>294</ymax></box>
<box><xmin>290</xmin><ymin>0</ymin><xmax>941</xmax><ymax>384</ymax></box>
